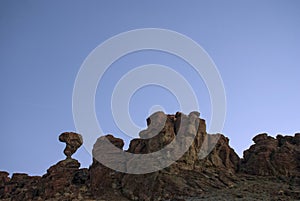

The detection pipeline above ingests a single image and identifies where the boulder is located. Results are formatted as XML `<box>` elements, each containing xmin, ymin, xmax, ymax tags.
<box><xmin>59</xmin><ymin>132</ymin><xmax>83</xmax><ymax>159</ymax></box>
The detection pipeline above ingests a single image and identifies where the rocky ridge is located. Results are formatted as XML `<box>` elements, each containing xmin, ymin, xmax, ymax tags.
<box><xmin>0</xmin><ymin>112</ymin><xmax>299</xmax><ymax>201</ymax></box>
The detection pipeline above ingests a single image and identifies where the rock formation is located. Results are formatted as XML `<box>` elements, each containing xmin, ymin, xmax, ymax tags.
<box><xmin>0</xmin><ymin>132</ymin><xmax>90</xmax><ymax>201</ymax></box>
<box><xmin>59</xmin><ymin>132</ymin><xmax>83</xmax><ymax>159</ymax></box>
<box><xmin>0</xmin><ymin>173</ymin><xmax>40</xmax><ymax>200</ymax></box>
<box><xmin>0</xmin><ymin>112</ymin><xmax>300</xmax><ymax>201</ymax></box>
<box><xmin>241</xmin><ymin>133</ymin><xmax>300</xmax><ymax>177</ymax></box>
<box><xmin>90</xmin><ymin>111</ymin><xmax>240</xmax><ymax>200</ymax></box>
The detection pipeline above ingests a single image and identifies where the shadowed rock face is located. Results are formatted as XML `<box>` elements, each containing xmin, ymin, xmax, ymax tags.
<box><xmin>59</xmin><ymin>132</ymin><xmax>83</xmax><ymax>159</ymax></box>
<box><xmin>241</xmin><ymin>133</ymin><xmax>300</xmax><ymax>177</ymax></box>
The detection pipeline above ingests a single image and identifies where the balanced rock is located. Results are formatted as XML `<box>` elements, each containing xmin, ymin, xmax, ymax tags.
<box><xmin>59</xmin><ymin>132</ymin><xmax>83</xmax><ymax>159</ymax></box>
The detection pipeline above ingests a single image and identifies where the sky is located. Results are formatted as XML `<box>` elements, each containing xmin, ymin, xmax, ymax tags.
<box><xmin>1</xmin><ymin>1</ymin><xmax>300</xmax><ymax>176</ymax></box>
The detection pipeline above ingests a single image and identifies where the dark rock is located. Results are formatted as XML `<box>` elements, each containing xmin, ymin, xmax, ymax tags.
<box><xmin>0</xmin><ymin>171</ymin><xmax>10</xmax><ymax>198</ymax></box>
<box><xmin>252</xmin><ymin>133</ymin><xmax>268</xmax><ymax>143</ymax></box>
<box><xmin>41</xmin><ymin>159</ymin><xmax>81</xmax><ymax>197</ymax></box>
<box><xmin>59</xmin><ymin>132</ymin><xmax>83</xmax><ymax>159</ymax></box>
<box><xmin>0</xmin><ymin>171</ymin><xmax>9</xmax><ymax>186</ymax></box>
<box><xmin>72</xmin><ymin>168</ymin><xmax>89</xmax><ymax>185</ymax></box>
<box><xmin>90</xmin><ymin>135</ymin><xmax>125</xmax><ymax>198</ymax></box>
<box><xmin>0</xmin><ymin>173</ymin><xmax>40</xmax><ymax>200</ymax></box>
<box><xmin>241</xmin><ymin>133</ymin><xmax>300</xmax><ymax>177</ymax></box>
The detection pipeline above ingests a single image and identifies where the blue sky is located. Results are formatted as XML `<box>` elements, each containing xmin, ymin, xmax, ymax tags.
<box><xmin>1</xmin><ymin>1</ymin><xmax>300</xmax><ymax>176</ymax></box>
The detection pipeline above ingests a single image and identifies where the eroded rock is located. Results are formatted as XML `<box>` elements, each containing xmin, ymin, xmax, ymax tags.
<box><xmin>59</xmin><ymin>132</ymin><xmax>83</xmax><ymax>159</ymax></box>
<box><xmin>90</xmin><ymin>135</ymin><xmax>126</xmax><ymax>198</ymax></box>
<box><xmin>90</xmin><ymin>111</ymin><xmax>241</xmax><ymax>201</ymax></box>
<box><xmin>241</xmin><ymin>133</ymin><xmax>300</xmax><ymax>176</ymax></box>
<box><xmin>2</xmin><ymin>112</ymin><xmax>300</xmax><ymax>201</ymax></box>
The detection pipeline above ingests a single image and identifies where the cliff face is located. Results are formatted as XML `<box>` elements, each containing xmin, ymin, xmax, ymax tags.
<box><xmin>0</xmin><ymin>112</ymin><xmax>299</xmax><ymax>201</ymax></box>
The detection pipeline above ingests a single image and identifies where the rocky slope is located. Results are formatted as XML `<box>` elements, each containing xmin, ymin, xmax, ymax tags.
<box><xmin>0</xmin><ymin>112</ymin><xmax>299</xmax><ymax>201</ymax></box>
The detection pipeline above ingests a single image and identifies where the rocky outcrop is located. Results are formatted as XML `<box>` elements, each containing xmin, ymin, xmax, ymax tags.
<box><xmin>38</xmin><ymin>132</ymin><xmax>90</xmax><ymax>200</ymax></box>
<box><xmin>1</xmin><ymin>112</ymin><xmax>300</xmax><ymax>201</ymax></box>
<box><xmin>0</xmin><ymin>132</ymin><xmax>91</xmax><ymax>201</ymax></box>
<box><xmin>0</xmin><ymin>172</ymin><xmax>8</xmax><ymax>198</ymax></box>
<box><xmin>1</xmin><ymin>173</ymin><xmax>41</xmax><ymax>200</ymax></box>
<box><xmin>241</xmin><ymin>133</ymin><xmax>300</xmax><ymax>177</ymax></box>
<box><xmin>0</xmin><ymin>162</ymin><xmax>91</xmax><ymax>201</ymax></box>
<box><xmin>0</xmin><ymin>172</ymin><xmax>9</xmax><ymax>187</ymax></box>
<box><xmin>39</xmin><ymin>159</ymin><xmax>89</xmax><ymax>200</ymax></box>
<box><xmin>90</xmin><ymin>111</ymin><xmax>240</xmax><ymax>200</ymax></box>
<box><xmin>90</xmin><ymin>135</ymin><xmax>125</xmax><ymax>198</ymax></box>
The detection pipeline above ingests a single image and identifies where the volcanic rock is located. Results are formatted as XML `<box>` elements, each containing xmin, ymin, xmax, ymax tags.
<box><xmin>34</xmin><ymin>133</ymin><xmax>90</xmax><ymax>200</ymax></box>
<box><xmin>59</xmin><ymin>132</ymin><xmax>83</xmax><ymax>159</ymax></box>
<box><xmin>40</xmin><ymin>159</ymin><xmax>85</xmax><ymax>199</ymax></box>
<box><xmin>241</xmin><ymin>133</ymin><xmax>300</xmax><ymax>176</ymax></box>
<box><xmin>0</xmin><ymin>172</ymin><xmax>9</xmax><ymax>187</ymax></box>
<box><xmin>90</xmin><ymin>134</ymin><xmax>125</xmax><ymax>198</ymax></box>
<box><xmin>0</xmin><ymin>134</ymin><xmax>91</xmax><ymax>201</ymax></box>
<box><xmin>0</xmin><ymin>171</ymin><xmax>9</xmax><ymax>198</ymax></box>
<box><xmin>1</xmin><ymin>112</ymin><xmax>300</xmax><ymax>201</ymax></box>
<box><xmin>0</xmin><ymin>173</ymin><xmax>40</xmax><ymax>200</ymax></box>
<box><xmin>90</xmin><ymin>111</ymin><xmax>240</xmax><ymax>200</ymax></box>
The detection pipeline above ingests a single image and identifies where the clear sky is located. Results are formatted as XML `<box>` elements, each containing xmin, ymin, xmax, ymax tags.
<box><xmin>1</xmin><ymin>1</ymin><xmax>300</xmax><ymax>176</ymax></box>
